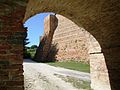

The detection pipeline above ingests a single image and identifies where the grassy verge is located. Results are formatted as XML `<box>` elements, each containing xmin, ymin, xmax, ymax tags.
<box><xmin>54</xmin><ymin>74</ymin><xmax>92</xmax><ymax>90</ymax></box>
<box><xmin>46</xmin><ymin>61</ymin><xmax>90</xmax><ymax>73</ymax></box>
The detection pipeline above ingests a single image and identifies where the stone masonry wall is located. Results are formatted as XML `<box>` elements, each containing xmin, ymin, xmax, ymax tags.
<box><xmin>34</xmin><ymin>15</ymin><xmax>58</xmax><ymax>62</ymax></box>
<box><xmin>52</xmin><ymin>15</ymin><xmax>90</xmax><ymax>63</ymax></box>
<box><xmin>52</xmin><ymin>15</ymin><xmax>111</xmax><ymax>89</ymax></box>
<box><xmin>88</xmin><ymin>35</ymin><xmax>111</xmax><ymax>90</ymax></box>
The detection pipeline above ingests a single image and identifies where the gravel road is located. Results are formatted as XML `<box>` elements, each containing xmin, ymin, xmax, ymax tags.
<box><xmin>23</xmin><ymin>59</ymin><xmax>90</xmax><ymax>90</ymax></box>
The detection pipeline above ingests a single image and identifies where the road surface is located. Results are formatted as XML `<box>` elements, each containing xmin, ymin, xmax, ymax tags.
<box><xmin>23</xmin><ymin>59</ymin><xmax>90</xmax><ymax>90</ymax></box>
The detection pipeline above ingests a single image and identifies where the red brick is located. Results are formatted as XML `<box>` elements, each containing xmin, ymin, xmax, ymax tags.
<box><xmin>12</xmin><ymin>75</ymin><xmax>24</xmax><ymax>81</ymax></box>
<box><xmin>0</xmin><ymin>55</ymin><xmax>8</xmax><ymax>60</ymax></box>
<box><xmin>0</xmin><ymin>86</ymin><xmax>7</xmax><ymax>90</ymax></box>
<box><xmin>0</xmin><ymin>32</ymin><xmax>12</xmax><ymax>36</ymax></box>
<box><xmin>7</xmin><ymin>86</ymin><xmax>24</xmax><ymax>90</ymax></box>
<box><xmin>0</xmin><ymin>70</ymin><xmax>9</xmax><ymax>75</ymax></box>
<box><xmin>10</xmin><ymin>50</ymin><xmax>23</xmax><ymax>55</ymax></box>
<box><xmin>0</xmin><ymin>75</ymin><xmax>9</xmax><ymax>81</ymax></box>
<box><xmin>8</xmin><ymin>55</ymin><xmax>23</xmax><ymax>64</ymax></box>
<box><xmin>0</xmin><ymin>50</ymin><xmax>7</xmax><ymax>54</ymax></box>
<box><xmin>10</xmin><ymin>69</ymin><xmax>23</xmax><ymax>76</ymax></box>
<box><xmin>0</xmin><ymin>44</ymin><xmax>11</xmax><ymax>50</ymax></box>
<box><xmin>9</xmin><ymin>55</ymin><xmax>22</xmax><ymax>59</ymax></box>
<box><xmin>6</xmin><ymin>81</ymin><xmax>24</xmax><ymax>86</ymax></box>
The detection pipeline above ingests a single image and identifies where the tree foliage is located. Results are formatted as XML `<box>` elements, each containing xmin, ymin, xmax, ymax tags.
<box><xmin>23</xmin><ymin>29</ymin><xmax>31</xmax><ymax>59</ymax></box>
<box><xmin>31</xmin><ymin>45</ymin><xmax>38</xmax><ymax>49</ymax></box>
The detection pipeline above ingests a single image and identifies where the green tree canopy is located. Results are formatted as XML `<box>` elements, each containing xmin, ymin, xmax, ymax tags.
<box><xmin>31</xmin><ymin>45</ymin><xmax>38</xmax><ymax>49</ymax></box>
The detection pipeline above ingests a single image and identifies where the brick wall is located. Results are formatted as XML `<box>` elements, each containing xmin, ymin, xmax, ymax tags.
<box><xmin>0</xmin><ymin>1</ymin><xmax>27</xmax><ymax>89</ymax></box>
<box><xmin>52</xmin><ymin>15</ymin><xmax>90</xmax><ymax>63</ymax></box>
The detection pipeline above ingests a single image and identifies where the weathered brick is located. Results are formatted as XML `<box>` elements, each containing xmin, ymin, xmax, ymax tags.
<box><xmin>0</xmin><ymin>81</ymin><xmax>6</xmax><ymax>86</ymax></box>
<box><xmin>0</xmin><ymin>86</ymin><xmax>7</xmax><ymax>90</ymax></box>
<box><xmin>7</xmin><ymin>86</ymin><xmax>24</xmax><ymax>90</ymax></box>
<box><xmin>0</xmin><ymin>75</ymin><xmax>9</xmax><ymax>81</ymax></box>
<box><xmin>9</xmin><ymin>54</ymin><xmax>22</xmax><ymax>59</ymax></box>
<box><xmin>8</xmin><ymin>39</ymin><xmax>24</xmax><ymax>45</ymax></box>
<box><xmin>11</xmin><ymin>45</ymin><xmax>23</xmax><ymax>51</ymax></box>
<box><xmin>0</xmin><ymin>61</ymin><xmax>9</xmax><ymax>65</ymax></box>
<box><xmin>0</xmin><ymin>70</ymin><xmax>9</xmax><ymax>75</ymax></box>
<box><xmin>0</xmin><ymin>54</ymin><xmax>8</xmax><ymax>61</ymax></box>
<box><xmin>14</xmin><ymin>32</ymin><xmax>26</xmax><ymax>37</ymax></box>
<box><xmin>1</xmin><ymin>64</ymin><xmax>23</xmax><ymax>70</ymax></box>
<box><xmin>0</xmin><ymin>44</ymin><xmax>11</xmax><ymax>50</ymax></box>
<box><xmin>12</xmin><ymin>75</ymin><xmax>24</xmax><ymax>81</ymax></box>
<box><xmin>10</xmin><ymin>50</ymin><xmax>23</xmax><ymax>54</ymax></box>
<box><xmin>6</xmin><ymin>81</ymin><xmax>24</xmax><ymax>86</ymax></box>
<box><xmin>0</xmin><ymin>50</ymin><xmax>7</xmax><ymax>54</ymax></box>
<box><xmin>0</xmin><ymin>32</ymin><xmax>12</xmax><ymax>36</ymax></box>
<box><xmin>10</xmin><ymin>69</ymin><xmax>23</xmax><ymax>77</ymax></box>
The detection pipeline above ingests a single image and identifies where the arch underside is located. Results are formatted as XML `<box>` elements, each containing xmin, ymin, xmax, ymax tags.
<box><xmin>24</xmin><ymin>1</ymin><xmax>120</xmax><ymax>89</ymax></box>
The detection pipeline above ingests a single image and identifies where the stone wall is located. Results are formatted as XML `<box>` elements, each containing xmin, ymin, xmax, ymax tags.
<box><xmin>51</xmin><ymin>14</ymin><xmax>111</xmax><ymax>89</ymax></box>
<box><xmin>34</xmin><ymin>15</ymin><xmax>58</xmax><ymax>62</ymax></box>
<box><xmin>52</xmin><ymin>15</ymin><xmax>90</xmax><ymax>63</ymax></box>
<box><xmin>88</xmin><ymin>35</ymin><xmax>111</xmax><ymax>90</ymax></box>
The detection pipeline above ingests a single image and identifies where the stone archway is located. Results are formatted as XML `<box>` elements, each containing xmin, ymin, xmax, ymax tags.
<box><xmin>38</xmin><ymin>13</ymin><xmax>111</xmax><ymax>90</ymax></box>
<box><xmin>23</xmin><ymin>0</ymin><xmax>120</xmax><ymax>90</ymax></box>
<box><xmin>0</xmin><ymin>0</ymin><xmax>120</xmax><ymax>90</ymax></box>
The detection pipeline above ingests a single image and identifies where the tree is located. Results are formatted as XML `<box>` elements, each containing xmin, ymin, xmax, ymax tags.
<box><xmin>31</xmin><ymin>45</ymin><xmax>38</xmax><ymax>49</ymax></box>
<box><xmin>24</xmin><ymin>38</ymin><xmax>30</xmax><ymax>46</ymax></box>
<box><xmin>23</xmin><ymin>28</ymin><xmax>31</xmax><ymax>59</ymax></box>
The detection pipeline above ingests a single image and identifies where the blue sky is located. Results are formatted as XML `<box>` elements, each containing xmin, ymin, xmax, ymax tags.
<box><xmin>24</xmin><ymin>13</ymin><xmax>53</xmax><ymax>47</ymax></box>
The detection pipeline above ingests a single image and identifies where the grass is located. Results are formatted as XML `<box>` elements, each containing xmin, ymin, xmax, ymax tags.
<box><xmin>26</xmin><ymin>48</ymin><xmax>90</xmax><ymax>73</ymax></box>
<box><xmin>47</xmin><ymin>61</ymin><xmax>90</xmax><ymax>73</ymax></box>
<box><xmin>54</xmin><ymin>74</ymin><xmax>91</xmax><ymax>90</ymax></box>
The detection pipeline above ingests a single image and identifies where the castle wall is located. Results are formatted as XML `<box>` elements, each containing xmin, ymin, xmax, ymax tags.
<box><xmin>34</xmin><ymin>15</ymin><xmax>58</xmax><ymax>62</ymax></box>
<box><xmin>52</xmin><ymin>15</ymin><xmax>90</xmax><ymax>63</ymax></box>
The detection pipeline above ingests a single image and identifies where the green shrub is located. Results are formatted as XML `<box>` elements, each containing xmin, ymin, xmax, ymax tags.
<box><xmin>23</xmin><ymin>51</ymin><xmax>31</xmax><ymax>59</ymax></box>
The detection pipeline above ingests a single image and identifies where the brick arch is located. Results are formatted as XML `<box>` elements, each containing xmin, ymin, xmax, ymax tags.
<box><xmin>23</xmin><ymin>0</ymin><xmax>120</xmax><ymax>90</ymax></box>
<box><xmin>0</xmin><ymin>0</ymin><xmax>119</xmax><ymax>90</ymax></box>
<box><xmin>24</xmin><ymin>0</ymin><xmax>120</xmax><ymax>48</ymax></box>
<box><xmin>24</xmin><ymin>0</ymin><xmax>102</xmax><ymax>44</ymax></box>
